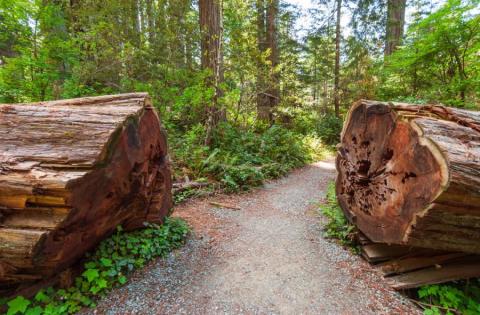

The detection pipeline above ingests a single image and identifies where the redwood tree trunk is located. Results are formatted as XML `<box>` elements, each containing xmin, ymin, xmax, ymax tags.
<box><xmin>0</xmin><ymin>93</ymin><xmax>172</xmax><ymax>294</ymax></box>
<box><xmin>266</xmin><ymin>0</ymin><xmax>280</xmax><ymax>113</ymax></box>
<box><xmin>336</xmin><ymin>100</ymin><xmax>480</xmax><ymax>254</ymax></box>
<box><xmin>199</xmin><ymin>0</ymin><xmax>224</xmax><ymax>145</ymax></box>
<box><xmin>256</xmin><ymin>0</ymin><xmax>279</xmax><ymax>123</ymax></box>
<box><xmin>385</xmin><ymin>0</ymin><xmax>406</xmax><ymax>56</ymax></box>
<box><xmin>256</xmin><ymin>0</ymin><xmax>270</xmax><ymax>121</ymax></box>
<box><xmin>334</xmin><ymin>0</ymin><xmax>342</xmax><ymax>117</ymax></box>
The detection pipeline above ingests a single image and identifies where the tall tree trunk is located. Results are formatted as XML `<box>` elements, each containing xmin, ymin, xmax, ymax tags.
<box><xmin>256</xmin><ymin>0</ymin><xmax>279</xmax><ymax>123</ymax></box>
<box><xmin>266</xmin><ymin>0</ymin><xmax>280</xmax><ymax>115</ymax></box>
<box><xmin>313</xmin><ymin>50</ymin><xmax>317</xmax><ymax>101</ymax></box>
<box><xmin>256</xmin><ymin>0</ymin><xmax>270</xmax><ymax>121</ymax></box>
<box><xmin>199</xmin><ymin>0</ymin><xmax>224</xmax><ymax>146</ymax></box>
<box><xmin>334</xmin><ymin>0</ymin><xmax>342</xmax><ymax>118</ymax></box>
<box><xmin>146</xmin><ymin>0</ymin><xmax>155</xmax><ymax>43</ymax></box>
<box><xmin>323</xmin><ymin>80</ymin><xmax>329</xmax><ymax>114</ymax></box>
<box><xmin>385</xmin><ymin>0</ymin><xmax>406</xmax><ymax>56</ymax></box>
<box><xmin>132</xmin><ymin>0</ymin><xmax>142</xmax><ymax>48</ymax></box>
<box><xmin>155</xmin><ymin>0</ymin><xmax>168</xmax><ymax>63</ymax></box>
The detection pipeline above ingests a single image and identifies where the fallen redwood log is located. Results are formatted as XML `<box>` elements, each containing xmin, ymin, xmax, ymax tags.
<box><xmin>0</xmin><ymin>93</ymin><xmax>172</xmax><ymax>293</ymax></box>
<box><xmin>336</xmin><ymin>100</ymin><xmax>480</xmax><ymax>254</ymax></box>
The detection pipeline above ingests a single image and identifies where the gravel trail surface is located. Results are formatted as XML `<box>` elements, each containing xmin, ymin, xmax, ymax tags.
<box><xmin>89</xmin><ymin>161</ymin><xmax>419</xmax><ymax>314</ymax></box>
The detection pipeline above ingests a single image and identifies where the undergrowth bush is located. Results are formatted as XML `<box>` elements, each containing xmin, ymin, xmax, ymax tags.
<box><xmin>316</xmin><ymin>115</ymin><xmax>343</xmax><ymax>146</ymax></box>
<box><xmin>302</xmin><ymin>135</ymin><xmax>335</xmax><ymax>161</ymax></box>
<box><xmin>0</xmin><ymin>217</ymin><xmax>189</xmax><ymax>315</ymax></box>
<box><xmin>417</xmin><ymin>281</ymin><xmax>480</xmax><ymax>315</ymax></box>
<box><xmin>320</xmin><ymin>182</ymin><xmax>357</xmax><ymax>250</ymax></box>
<box><xmin>170</xmin><ymin>123</ymin><xmax>319</xmax><ymax>192</ymax></box>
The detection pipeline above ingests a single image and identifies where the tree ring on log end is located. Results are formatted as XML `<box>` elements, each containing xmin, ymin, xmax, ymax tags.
<box><xmin>336</xmin><ymin>101</ymin><xmax>449</xmax><ymax>245</ymax></box>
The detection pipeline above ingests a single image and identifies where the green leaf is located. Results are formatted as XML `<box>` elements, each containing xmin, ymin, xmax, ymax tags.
<box><xmin>25</xmin><ymin>306</ymin><xmax>43</xmax><ymax>315</ymax></box>
<box><xmin>118</xmin><ymin>275</ymin><xmax>127</xmax><ymax>285</ymax></box>
<box><xmin>97</xmin><ymin>278</ymin><xmax>108</xmax><ymax>289</ymax></box>
<box><xmin>100</xmin><ymin>258</ymin><xmax>113</xmax><ymax>267</ymax></box>
<box><xmin>7</xmin><ymin>296</ymin><xmax>31</xmax><ymax>315</ymax></box>
<box><xmin>84</xmin><ymin>262</ymin><xmax>97</xmax><ymax>269</ymax></box>
<box><xmin>82</xmin><ymin>269</ymin><xmax>99</xmax><ymax>283</ymax></box>
<box><xmin>34</xmin><ymin>290</ymin><xmax>49</xmax><ymax>303</ymax></box>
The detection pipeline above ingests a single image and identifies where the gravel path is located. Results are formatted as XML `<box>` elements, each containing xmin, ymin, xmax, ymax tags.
<box><xmin>89</xmin><ymin>161</ymin><xmax>419</xmax><ymax>314</ymax></box>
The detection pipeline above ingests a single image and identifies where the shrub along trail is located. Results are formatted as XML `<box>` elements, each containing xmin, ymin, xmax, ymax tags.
<box><xmin>88</xmin><ymin>161</ymin><xmax>419</xmax><ymax>314</ymax></box>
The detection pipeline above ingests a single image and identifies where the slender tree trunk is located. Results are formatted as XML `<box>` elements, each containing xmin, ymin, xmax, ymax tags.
<box><xmin>334</xmin><ymin>0</ymin><xmax>342</xmax><ymax>118</ymax></box>
<box><xmin>256</xmin><ymin>0</ymin><xmax>279</xmax><ymax>123</ymax></box>
<box><xmin>266</xmin><ymin>0</ymin><xmax>280</xmax><ymax>115</ymax></box>
<box><xmin>313</xmin><ymin>46</ymin><xmax>317</xmax><ymax>101</ymax></box>
<box><xmin>199</xmin><ymin>0</ymin><xmax>224</xmax><ymax>146</ymax></box>
<box><xmin>323</xmin><ymin>80</ymin><xmax>328</xmax><ymax>114</ymax></box>
<box><xmin>146</xmin><ymin>0</ymin><xmax>155</xmax><ymax>43</ymax></box>
<box><xmin>453</xmin><ymin>51</ymin><xmax>468</xmax><ymax>102</ymax></box>
<box><xmin>385</xmin><ymin>0</ymin><xmax>406</xmax><ymax>56</ymax></box>
<box><xmin>132</xmin><ymin>0</ymin><xmax>142</xmax><ymax>47</ymax></box>
<box><xmin>155</xmin><ymin>0</ymin><xmax>168</xmax><ymax>62</ymax></box>
<box><xmin>256</xmin><ymin>0</ymin><xmax>270</xmax><ymax>121</ymax></box>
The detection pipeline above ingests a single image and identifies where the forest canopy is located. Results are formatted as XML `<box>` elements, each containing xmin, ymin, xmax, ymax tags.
<box><xmin>0</xmin><ymin>0</ymin><xmax>478</xmax><ymax>109</ymax></box>
<box><xmin>0</xmin><ymin>0</ymin><xmax>479</xmax><ymax>188</ymax></box>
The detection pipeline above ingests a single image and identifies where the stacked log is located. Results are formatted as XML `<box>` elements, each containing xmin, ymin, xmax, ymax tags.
<box><xmin>357</xmin><ymin>232</ymin><xmax>480</xmax><ymax>289</ymax></box>
<box><xmin>0</xmin><ymin>93</ymin><xmax>172</xmax><ymax>294</ymax></box>
<box><xmin>336</xmin><ymin>100</ymin><xmax>480</xmax><ymax>288</ymax></box>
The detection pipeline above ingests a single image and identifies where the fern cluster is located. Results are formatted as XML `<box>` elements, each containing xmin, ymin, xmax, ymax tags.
<box><xmin>319</xmin><ymin>182</ymin><xmax>357</xmax><ymax>250</ymax></box>
<box><xmin>171</xmin><ymin>123</ymin><xmax>325</xmax><ymax>192</ymax></box>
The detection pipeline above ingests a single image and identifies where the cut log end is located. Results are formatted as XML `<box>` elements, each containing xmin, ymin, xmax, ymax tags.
<box><xmin>337</xmin><ymin>100</ymin><xmax>480</xmax><ymax>254</ymax></box>
<box><xmin>337</xmin><ymin>101</ymin><xmax>448</xmax><ymax>244</ymax></box>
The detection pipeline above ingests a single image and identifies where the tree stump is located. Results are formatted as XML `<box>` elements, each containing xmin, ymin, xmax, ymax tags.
<box><xmin>336</xmin><ymin>100</ymin><xmax>480</xmax><ymax>254</ymax></box>
<box><xmin>0</xmin><ymin>93</ymin><xmax>172</xmax><ymax>293</ymax></box>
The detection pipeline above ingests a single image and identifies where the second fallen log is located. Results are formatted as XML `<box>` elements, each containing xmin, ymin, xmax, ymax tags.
<box><xmin>336</xmin><ymin>100</ymin><xmax>480</xmax><ymax>254</ymax></box>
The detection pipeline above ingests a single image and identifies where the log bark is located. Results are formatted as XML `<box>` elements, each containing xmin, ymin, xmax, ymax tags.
<box><xmin>0</xmin><ymin>93</ymin><xmax>172</xmax><ymax>293</ymax></box>
<box><xmin>336</xmin><ymin>100</ymin><xmax>480</xmax><ymax>254</ymax></box>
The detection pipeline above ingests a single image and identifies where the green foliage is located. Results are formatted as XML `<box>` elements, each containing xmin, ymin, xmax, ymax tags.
<box><xmin>1</xmin><ymin>218</ymin><xmax>189</xmax><ymax>315</ymax></box>
<box><xmin>173</xmin><ymin>178</ymin><xmax>216</xmax><ymax>204</ymax></box>
<box><xmin>316</xmin><ymin>115</ymin><xmax>343</xmax><ymax>146</ymax></box>
<box><xmin>0</xmin><ymin>1</ymin><xmax>79</xmax><ymax>103</ymax></box>
<box><xmin>418</xmin><ymin>280</ymin><xmax>480</xmax><ymax>315</ymax></box>
<box><xmin>378</xmin><ymin>0</ymin><xmax>480</xmax><ymax>107</ymax></box>
<box><xmin>320</xmin><ymin>182</ymin><xmax>357</xmax><ymax>250</ymax></box>
<box><xmin>171</xmin><ymin>123</ymin><xmax>314</xmax><ymax>193</ymax></box>
<box><xmin>6</xmin><ymin>297</ymin><xmax>30</xmax><ymax>315</ymax></box>
<box><xmin>302</xmin><ymin>135</ymin><xmax>336</xmax><ymax>162</ymax></box>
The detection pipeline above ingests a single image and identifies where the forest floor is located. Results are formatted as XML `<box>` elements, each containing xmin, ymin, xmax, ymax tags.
<box><xmin>88</xmin><ymin>160</ymin><xmax>419</xmax><ymax>314</ymax></box>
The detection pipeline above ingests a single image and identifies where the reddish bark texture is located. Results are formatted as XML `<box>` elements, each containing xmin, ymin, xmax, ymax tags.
<box><xmin>0</xmin><ymin>93</ymin><xmax>172</xmax><ymax>294</ymax></box>
<box><xmin>337</xmin><ymin>100</ymin><xmax>480</xmax><ymax>254</ymax></box>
